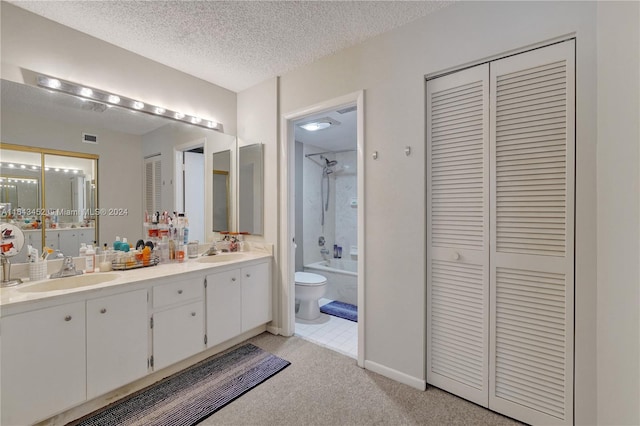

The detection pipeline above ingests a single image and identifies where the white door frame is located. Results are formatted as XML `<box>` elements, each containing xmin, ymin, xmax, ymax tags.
<box><xmin>174</xmin><ymin>139</ymin><xmax>205</xmax><ymax>211</ymax></box>
<box><xmin>279</xmin><ymin>91</ymin><xmax>365</xmax><ymax>367</ymax></box>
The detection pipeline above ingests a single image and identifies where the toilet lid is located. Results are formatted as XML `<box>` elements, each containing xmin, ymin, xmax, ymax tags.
<box><xmin>295</xmin><ymin>272</ymin><xmax>327</xmax><ymax>286</ymax></box>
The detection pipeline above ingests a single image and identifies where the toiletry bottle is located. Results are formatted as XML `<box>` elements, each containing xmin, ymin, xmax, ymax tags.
<box><xmin>183</xmin><ymin>213</ymin><xmax>189</xmax><ymax>244</ymax></box>
<box><xmin>121</xmin><ymin>237</ymin><xmax>130</xmax><ymax>252</ymax></box>
<box><xmin>114</xmin><ymin>236</ymin><xmax>122</xmax><ymax>251</ymax></box>
<box><xmin>79</xmin><ymin>242</ymin><xmax>87</xmax><ymax>258</ymax></box>
<box><xmin>85</xmin><ymin>245</ymin><xmax>96</xmax><ymax>273</ymax></box>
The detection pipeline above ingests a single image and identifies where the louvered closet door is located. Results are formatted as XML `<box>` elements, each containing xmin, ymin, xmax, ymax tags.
<box><xmin>489</xmin><ymin>40</ymin><xmax>575</xmax><ymax>425</ymax></box>
<box><xmin>426</xmin><ymin>64</ymin><xmax>490</xmax><ymax>407</ymax></box>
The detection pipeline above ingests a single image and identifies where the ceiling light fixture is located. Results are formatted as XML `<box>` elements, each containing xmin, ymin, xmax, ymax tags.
<box><xmin>36</xmin><ymin>75</ymin><xmax>223</xmax><ymax>132</ymax></box>
<box><xmin>298</xmin><ymin>117</ymin><xmax>341</xmax><ymax>132</ymax></box>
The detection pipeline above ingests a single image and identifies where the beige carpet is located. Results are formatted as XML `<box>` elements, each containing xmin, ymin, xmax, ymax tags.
<box><xmin>203</xmin><ymin>333</ymin><xmax>521</xmax><ymax>425</ymax></box>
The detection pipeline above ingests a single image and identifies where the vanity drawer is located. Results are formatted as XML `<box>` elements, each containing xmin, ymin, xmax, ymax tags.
<box><xmin>153</xmin><ymin>277</ymin><xmax>203</xmax><ymax>308</ymax></box>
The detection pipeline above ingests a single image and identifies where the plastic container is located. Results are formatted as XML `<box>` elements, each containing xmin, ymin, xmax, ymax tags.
<box><xmin>29</xmin><ymin>261</ymin><xmax>47</xmax><ymax>281</ymax></box>
<box><xmin>85</xmin><ymin>245</ymin><xmax>96</xmax><ymax>273</ymax></box>
<box><xmin>187</xmin><ymin>241</ymin><xmax>198</xmax><ymax>258</ymax></box>
<box><xmin>79</xmin><ymin>242</ymin><xmax>87</xmax><ymax>258</ymax></box>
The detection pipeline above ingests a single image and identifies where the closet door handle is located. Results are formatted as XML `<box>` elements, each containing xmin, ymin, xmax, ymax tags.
<box><xmin>100</xmin><ymin>308</ymin><xmax>107</xmax><ymax>314</ymax></box>
<box><xmin>451</xmin><ymin>251</ymin><xmax>461</xmax><ymax>261</ymax></box>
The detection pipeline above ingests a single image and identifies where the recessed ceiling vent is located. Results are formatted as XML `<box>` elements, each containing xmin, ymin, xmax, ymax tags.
<box><xmin>336</xmin><ymin>105</ymin><xmax>357</xmax><ymax>114</ymax></box>
<box><xmin>81</xmin><ymin>100</ymin><xmax>108</xmax><ymax>113</ymax></box>
<box><xmin>82</xmin><ymin>133</ymin><xmax>98</xmax><ymax>144</ymax></box>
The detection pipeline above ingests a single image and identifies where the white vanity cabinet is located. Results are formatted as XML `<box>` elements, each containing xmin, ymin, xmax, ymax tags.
<box><xmin>206</xmin><ymin>268</ymin><xmax>242</xmax><ymax>346</ymax></box>
<box><xmin>86</xmin><ymin>289</ymin><xmax>149</xmax><ymax>399</ymax></box>
<box><xmin>206</xmin><ymin>260</ymin><xmax>271</xmax><ymax>347</ymax></box>
<box><xmin>151</xmin><ymin>276</ymin><xmax>205</xmax><ymax>370</ymax></box>
<box><xmin>1</xmin><ymin>301</ymin><xmax>86</xmax><ymax>426</ymax></box>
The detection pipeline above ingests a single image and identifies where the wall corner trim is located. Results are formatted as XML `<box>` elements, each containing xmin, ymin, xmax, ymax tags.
<box><xmin>364</xmin><ymin>360</ymin><xmax>426</xmax><ymax>391</ymax></box>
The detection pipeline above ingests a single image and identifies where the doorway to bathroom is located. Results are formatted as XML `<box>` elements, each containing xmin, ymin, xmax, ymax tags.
<box><xmin>280</xmin><ymin>91</ymin><xmax>365</xmax><ymax>366</ymax></box>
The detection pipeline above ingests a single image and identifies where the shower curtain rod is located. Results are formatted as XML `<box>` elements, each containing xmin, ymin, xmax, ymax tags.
<box><xmin>304</xmin><ymin>149</ymin><xmax>356</xmax><ymax>158</ymax></box>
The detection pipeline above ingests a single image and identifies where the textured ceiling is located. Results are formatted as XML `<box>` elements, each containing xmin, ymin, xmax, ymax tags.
<box><xmin>9</xmin><ymin>1</ymin><xmax>452</xmax><ymax>92</ymax></box>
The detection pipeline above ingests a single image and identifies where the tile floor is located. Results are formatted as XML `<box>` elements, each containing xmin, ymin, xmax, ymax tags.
<box><xmin>294</xmin><ymin>298</ymin><xmax>358</xmax><ymax>359</ymax></box>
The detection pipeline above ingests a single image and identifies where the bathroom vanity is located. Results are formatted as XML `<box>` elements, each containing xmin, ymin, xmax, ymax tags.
<box><xmin>0</xmin><ymin>250</ymin><xmax>272</xmax><ymax>426</ymax></box>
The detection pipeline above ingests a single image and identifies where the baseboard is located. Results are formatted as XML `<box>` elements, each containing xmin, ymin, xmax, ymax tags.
<box><xmin>266</xmin><ymin>325</ymin><xmax>281</xmax><ymax>335</ymax></box>
<box><xmin>364</xmin><ymin>360</ymin><xmax>427</xmax><ymax>391</ymax></box>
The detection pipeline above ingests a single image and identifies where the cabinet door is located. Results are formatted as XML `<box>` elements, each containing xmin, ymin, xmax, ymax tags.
<box><xmin>206</xmin><ymin>269</ymin><xmax>241</xmax><ymax>346</ymax></box>
<box><xmin>489</xmin><ymin>40</ymin><xmax>575</xmax><ymax>426</ymax></box>
<box><xmin>87</xmin><ymin>289</ymin><xmax>149</xmax><ymax>399</ymax></box>
<box><xmin>78</xmin><ymin>228</ymin><xmax>95</xmax><ymax>246</ymax></box>
<box><xmin>1</xmin><ymin>302</ymin><xmax>86</xmax><ymax>426</ymax></box>
<box><xmin>426</xmin><ymin>63</ymin><xmax>490</xmax><ymax>407</ymax></box>
<box><xmin>153</xmin><ymin>300</ymin><xmax>204</xmax><ymax>370</ymax></box>
<box><xmin>241</xmin><ymin>262</ymin><xmax>271</xmax><ymax>332</ymax></box>
<box><xmin>58</xmin><ymin>229</ymin><xmax>79</xmax><ymax>256</ymax></box>
<box><xmin>45</xmin><ymin>230</ymin><xmax>59</xmax><ymax>251</ymax></box>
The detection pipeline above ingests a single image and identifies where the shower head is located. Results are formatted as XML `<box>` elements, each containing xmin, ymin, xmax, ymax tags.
<box><xmin>324</xmin><ymin>157</ymin><xmax>338</xmax><ymax>167</ymax></box>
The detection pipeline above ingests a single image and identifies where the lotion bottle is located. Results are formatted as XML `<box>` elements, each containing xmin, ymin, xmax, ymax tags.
<box><xmin>85</xmin><ymin>245</ymin><xmax>96</xmax><ymax>273</ymax></box>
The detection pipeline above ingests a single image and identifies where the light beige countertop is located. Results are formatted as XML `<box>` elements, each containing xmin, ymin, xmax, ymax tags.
<box><xmin>0</xmin><ymin>247</ymin><xmax>272</xmax><ymax>313</ymax></box>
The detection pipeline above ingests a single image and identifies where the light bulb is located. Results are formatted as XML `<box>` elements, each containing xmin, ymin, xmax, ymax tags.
<box><xmin>133</xmin><ymin>101</ymin><xmax>145</xmax><ymax>110</ymax></box>
<box><xmin>108</xmin><ymin>95</ymin><xmax>121</xmax><ymax>104</ymax></box>
<box><xmin>80</xmin><ymin>88</ymin><xmax>93</xmax><ymax>97</ymax></box>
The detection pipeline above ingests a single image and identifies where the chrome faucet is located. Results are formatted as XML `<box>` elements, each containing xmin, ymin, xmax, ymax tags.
<box><xmin>50</xmin><ymin>256</ymin><xmax>83</xmax><ymax>278</ymax></box>
<box><xmin>202</xmin><ymin>243</ymin><xmax>219</xmax><ymax>256</ymax></box>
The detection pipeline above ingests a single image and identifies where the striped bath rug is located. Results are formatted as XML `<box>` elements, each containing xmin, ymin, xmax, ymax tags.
<box><xmin>320</xmin><ymin>300</ymin><xmax>358</xmax><ymax>322</ymax></box>
<box><xmin>69</xmin><ymin>343</ymin><xmax>290</xmax><ymax>426</ymax></box>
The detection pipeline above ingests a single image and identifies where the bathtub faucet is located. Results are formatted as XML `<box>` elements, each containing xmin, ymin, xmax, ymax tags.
<box><xmin>320</xmin><ymin>248</ymin><xmax>330</xmax><ymax>256</ymax></box>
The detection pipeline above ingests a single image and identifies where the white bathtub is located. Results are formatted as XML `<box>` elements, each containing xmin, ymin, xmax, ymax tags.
<box><xmin>304</xmin><ymin>259</ymin><xmax>357</xmax><ymax>306</ymax></box>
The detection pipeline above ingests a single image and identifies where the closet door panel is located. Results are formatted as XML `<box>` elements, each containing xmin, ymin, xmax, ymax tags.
<box><xmin>489</xmin><ymin>40</ymin><xmax>575</xmax><ymax>426</ymax></box>
<box><xmin>426</xmin><ymin>64</ymin><xmax>490</xmax><ymax>407</ymax></box>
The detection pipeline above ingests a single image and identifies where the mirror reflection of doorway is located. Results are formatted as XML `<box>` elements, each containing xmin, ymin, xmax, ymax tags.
<box><xmin>176</xmin><ymin>146</ymin><xmax>205</xmax><ymax>244</ymax></box>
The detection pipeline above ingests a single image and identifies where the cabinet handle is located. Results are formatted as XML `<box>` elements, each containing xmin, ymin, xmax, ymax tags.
<box><xmin>246</xmin><ymin>274</ymin><xmax>251</xmax><ymax>278</ymax></box>
<box><xmin>178</xmin><ymin>290</ymin><xmax>183</xmax><ymax>294</ymax></box>
<box><xmin>64</xmin><ymin>315</ymin><xmax>72</xmax><ymax>322</ymax></box>
<box><xmin>191</xmin><ymin>312</ymin><xmax>196</xmax><ymax>317</ymax></box>
<box><xmin>100</xmin><ymin>308</ymin><xmax>107</xmax><ymax>314</ymax></box>
<box><xmin>231</xmin><ymin>278</ymin><xmax>236</xmax><ymax>282</ymax></box>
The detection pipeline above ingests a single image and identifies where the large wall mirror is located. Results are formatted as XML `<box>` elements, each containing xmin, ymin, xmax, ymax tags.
<box><xmin>212</xmin><ymin>150</ymin><xmax>232</xmax><ymax>232</ymax></box>
<box><xmin>238</xmin><ymin>143</ymin><xmax>263</xmax><ymax>235</ymax></box>
<box><xmin>0</xmin><ymin>77</ymin><xmax>266</xmax><ymax>261</ymax></box>
<box><xmin>0</xmin><ymin>144</ymin><xmax>98</xmax><ymax>262</ymax></box>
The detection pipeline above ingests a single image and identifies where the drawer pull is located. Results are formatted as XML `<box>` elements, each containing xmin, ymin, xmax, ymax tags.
<box><xmin>100</xmin><ymin>308</ymin><xmax>107</xmax><ymax>314</ymax></box>
<box><xmin>191</xmin><ymin>312</ymin><xmax>196</xmax><ymax>317</ymax></box>
<box><xmin>64</xmin><ymin>315</ymin><xmax>72</xmax><ymax>322</ymax></box>
<box><xmin>178</xmin><ymin>290</ymin><xmax>183</xmax><ymax>294</ymax></box>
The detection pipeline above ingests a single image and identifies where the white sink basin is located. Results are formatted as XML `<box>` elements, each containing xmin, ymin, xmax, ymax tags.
<box><xmin>196</xmin><ymin>253</ymin><xmax>247</xmax><ymax>264</ymax></box>
<box><xmin>20</xmin><ymin>273</ymin><xmax>120</xmax><ymax>292</ymax></box>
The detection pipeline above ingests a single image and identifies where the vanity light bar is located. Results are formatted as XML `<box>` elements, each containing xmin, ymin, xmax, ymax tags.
<box><xmin>36</xmin><ymin>75</ymin><xmax>223</xmax><ymax>132</ymax></box>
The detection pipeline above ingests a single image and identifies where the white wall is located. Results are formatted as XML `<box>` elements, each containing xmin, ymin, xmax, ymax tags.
<box><xmin>334</xmin><ymin>151</ymin><xmax>357</xmax><ymax>259</ymax></box>
<box><xmin>596</xmin><ymin>2</ymin><xmax>640</xmax><ymax>424</ymax></box>
<box><xmin>0</xmin><ymin>3</ymin><xmax>237</xmax><ymax>136</ymax></box>
<box><xmin>301</xmin><ymin>143</ymin><xmax>336</xmax><ymax>266</ymax></box>
<box><xmin>1</xmin><ymin>1</ymin><xmax>239</xmax><ymax>247</ymax></box>
<box><xmin>278</xmin><ymin>1</ymin><xmax>600</xmax><ymax>422</ymax></box>
<box><xmin>237</xmin><ymin>77</ymin><xmax>279</xmax><ymax>326</ymax></box>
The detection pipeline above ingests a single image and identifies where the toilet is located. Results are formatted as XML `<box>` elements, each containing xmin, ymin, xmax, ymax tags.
<box><xmin>295</xmin><ymin>272</ymin><xmax>327</xmax><ymax>320</ymax></box>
